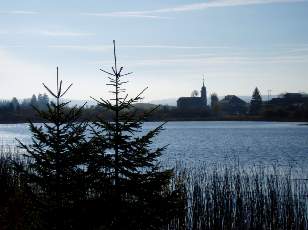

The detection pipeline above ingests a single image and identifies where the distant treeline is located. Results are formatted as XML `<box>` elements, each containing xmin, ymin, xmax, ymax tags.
<box><xmin>0</xmin><ymin>94</ymin><xmax>49</xmax><ymax>123</ymax></box>
<box><xmin>1</xmin><ymin>96</ymin><xmax>308</xmax><ymax>123</ymax></box>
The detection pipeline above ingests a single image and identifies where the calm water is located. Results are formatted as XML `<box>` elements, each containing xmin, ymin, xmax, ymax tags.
<box><xmin>1</xmin><ymin>121</ymin><xmax>308</xmax><ymax>169</ymax></box>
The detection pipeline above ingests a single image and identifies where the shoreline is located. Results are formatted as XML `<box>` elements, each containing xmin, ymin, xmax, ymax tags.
<box><xmin>1</xmin><ymin>120</ymin><xmax>308</xmax><ymax>125</ymax></box>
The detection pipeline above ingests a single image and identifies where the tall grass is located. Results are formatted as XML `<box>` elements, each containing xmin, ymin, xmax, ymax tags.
<box><xmin>168</xmin><ymin>164</ymin><xmax>308</xmax><ymax>230</ymax></box>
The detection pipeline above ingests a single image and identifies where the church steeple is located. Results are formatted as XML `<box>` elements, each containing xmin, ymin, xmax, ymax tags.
<box><xmin>201</xmin><ymin>76</ymin><xmax>207</xmax><ymax>106</ymax></box>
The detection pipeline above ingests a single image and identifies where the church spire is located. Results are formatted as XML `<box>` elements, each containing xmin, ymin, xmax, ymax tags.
<box><xmin>201</xmin><ymin>75</ymin><xmax>207</xmax><ymax>106</ymax></box>
<box><xmin>203</xmin><ymin>75</ymin><xmax>205</xmax><ymax>87</ymax></box>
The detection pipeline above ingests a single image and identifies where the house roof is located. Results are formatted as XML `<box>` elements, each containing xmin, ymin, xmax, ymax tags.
<box><xmin>220</xmin><ymin>95</ymin><xmax>246</xmax><ymax>105</ymax></box>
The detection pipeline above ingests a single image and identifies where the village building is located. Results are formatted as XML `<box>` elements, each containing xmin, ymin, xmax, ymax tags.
<box><xmin>177</xmin><ymin>80</ymin><xmax>207</xmax><ymax>110</ymax></box>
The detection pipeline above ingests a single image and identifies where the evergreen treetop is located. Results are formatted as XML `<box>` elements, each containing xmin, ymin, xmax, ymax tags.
<box><xmin>90</xmin><ymin>40</ymin><xmax>179</xmax><ymax>230</ymax></box>
<box><xmin>17</xmin><ymin>67</ymin><xmax>89</xmax><ymax>229</ymax></box>
<box><xmin>251</xmin><ymin>87</ymin><xmax>262</xmax><ymax>102</ymax></box>
<box><xmin>250</xmin><ymin>87</ymin><xmax>262</xmax><ymax>115</ymax></box>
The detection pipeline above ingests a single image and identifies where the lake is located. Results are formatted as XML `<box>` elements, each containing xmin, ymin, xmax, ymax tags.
<box><xmin>1</xmin><ymin>121</ymin><xmax>308</xmax><ymax>170</ymax></box>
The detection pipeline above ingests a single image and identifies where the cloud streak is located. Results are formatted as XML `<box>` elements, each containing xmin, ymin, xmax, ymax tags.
<box><xmin>47</xmin><ymin>44</ymin><xmax>231</xmax><ymax>51</ymax></box>
<box><xmin>81</xmin><ymin>12</ymin><xmax>172</xmax><ymax>19</ymax></box>
<box><xmin>41</xmin><ymin>31</ymin><xmax>95</xmax><ymax>37</ymax></box>
<box><xmin>97</xmin><ymin>53</ymin><xmax>308</xmax><ymax>67</ymax></box>
<box><xmin>82</xmin><ymin>0</ymin><xmax>307</xmax><ymax>18</ymax></box>
<box><xmin>0</xmin><ymin>10</ymin><xmax>38</xmax><ymax>15</ymax></box>
<box><xmin>47</xmin><ymin>45</ymin><xmax>111</xmax><ymax>51</ymax></box>
<box><xmin>149</xmin><ymin>0</ymin><xmax>307</xmax><ymax>13</ymax></box>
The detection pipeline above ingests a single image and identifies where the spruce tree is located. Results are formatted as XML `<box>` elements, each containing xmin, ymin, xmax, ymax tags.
<box><xmin>250</xmin><ymin>87</ymin><xmax>263</xmax><ymax>115</ymax></box>
<box><xmin>30</xmin><ymin>94</ymin><xmax>38</xmax><ymax>107</ymax></box>
<box><xmin>90</xmin><ymin>40</ymin><xmax>180</xmax><ymax>230</ymax></box>
<box><xmin>17</xmin><ymin>67</ymin><xmax>89</xmax><ymax>229</ymax></box>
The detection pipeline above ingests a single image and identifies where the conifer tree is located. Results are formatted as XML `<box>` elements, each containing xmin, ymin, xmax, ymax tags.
<box><xmin>30</xmin><ymin>94</ymin><xmax>37</xmax><ymax>107</ymax></box>
<box><xmin>17</xmin><ymin>67</ymin><xmax>89</xmax><ymax>229</ymax></box>
<box><xmin>11</xmin><ymin>97</ymin><xmax>20</xmax><ymax>111</ymax></box>
<box><xmin>90</xmin><ymin>40</ymin><xmax>180</xmax><ymax>230</ymax></box>
<box><xmin>250</xmin><ymin>87</ymin><xmax>263</xmax><ymax>115</ymax></box>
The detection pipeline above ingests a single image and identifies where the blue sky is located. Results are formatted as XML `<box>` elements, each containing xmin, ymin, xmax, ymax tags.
<box><xmin>1</xmin><ymin>0</ymin><xmax>308</xmax><ymax>102</ymax></box>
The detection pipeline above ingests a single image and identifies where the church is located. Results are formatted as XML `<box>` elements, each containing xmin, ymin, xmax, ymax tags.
<box><xmin>177</xmin><ymin>80</ymin><xmax>208</xmax><ymax>110</ymax></box>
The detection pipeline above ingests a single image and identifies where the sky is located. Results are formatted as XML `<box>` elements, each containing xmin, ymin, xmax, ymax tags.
<box><xmin>1</xmin><ymin>0</ymin><xmax>308</xmax><ymax>102</ymax></box>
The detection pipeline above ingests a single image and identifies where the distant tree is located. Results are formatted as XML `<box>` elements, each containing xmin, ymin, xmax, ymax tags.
<box><xmin>250</xmin><ymin>87</ymin><xmax>262</xmax><ymax>115</ymax></box>
<box><xmin>37</xmin><ymin>93</ymin><xmax>43</xmax><ymax>108</ymax></box>
<box><xmin>37</xmin><ymin>93</ymin><xmax>43</xmax><ymax>102</ymax></box>
<box><xmin>43</xmin><ymin>93</ymin><xmax>49</xmax><ymax>104</ymax></box>
<box><xmin>191</xmin><ymin>90</ymin><xmax>199</xmax><ymax>97</ymax></box>
<box><xmin>30</xmin><ymin>94</ymin><xmax>37</xmax><ymax>107</ymax></box>
<box><xmin>0</xmin><ymin>100</ymin><xmax>10</xmax><ymax>113</ymax></box>
<box><xmin>17</xmin><ymin>68</ymin><xmax>89</xmax><ymax>229</ymax></box>
<box><xmin>21</xmin><ymin>99</ymin><xmax>30</xmax><ymax>108</ymax></box>
<box><xmin>210</xmin><ymin>93</ymin><xmax>219</xmax><ymax>115</ymax></box>
<box><xmin>37</xmin><ymin>93</ymin><xmax>49</xmax><ymax>109</ymax></box>
<box><xmin>10</xmin><ymin>97</ymin><xmax>20</xmax><ymax>111</ymax></box>
<box><xmin>90</xmin><ymin>41</ymin><xmax>181</xmax><ymax>229</ymax></box>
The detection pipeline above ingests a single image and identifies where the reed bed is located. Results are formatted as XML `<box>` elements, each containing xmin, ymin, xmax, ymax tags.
<box><xmin>169</xmin><ymin>163</ymin><xmax>308</xmax><ymax>230</ymax></box>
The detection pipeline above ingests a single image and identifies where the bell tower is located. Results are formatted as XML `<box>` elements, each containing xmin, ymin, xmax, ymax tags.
<box><xmin>201</xmin><ymin>77</ymin><xmax>207</xmax><ymax>106</ymax></box>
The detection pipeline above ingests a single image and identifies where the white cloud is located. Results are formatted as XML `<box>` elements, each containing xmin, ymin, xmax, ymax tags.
<box><xmin>47</xmin><ymin>43</ymin><xmax>308</xmax><ymax>65</ymax></box>
<box><xmin>120</xmin><ymin>45</ymin><xmax>230</xmax><ymax>49</ymax></box>
<box><xmin>0</xmin><ymin>30</ymin><xmax>95</xmax><ymax>37</ymax></box>
<box><xmin>272</xmin><ymin>44</ymin><xmax>308</xmax><ymax>54</ymax></box>
<box><xmin>40</xmin><ymin>31</ymin><xmax>95</xmax><ymax>37</ymax></box>
<box><xmin>10</xmin><ymin>10</ymin><xmax>38</xmax><ymax>15</ymax></box>
<box><xmin>0</xmin><ymin>10</ymin><xmax>38</xmax><ymax>15</ymax></box>
<box><xmin>82</xmin><ymin>0</ymin><xmax>307</xmax><ymax>18</ymax></box>
<box><xmin>150</xmin><ymin>0</ymin><xmax>307</xmax><ymax>13</ymax></box>
<box><xmin>81</xmin><ymin>12</ymin><xmax>172</xmax><ymax>19</ymax></box>
<box><xmin>47</xmin><ymin>45</ymin><xmax>111</xmax><ymax>52</ymax></box>
<box><xmin>106</xmin><ymin>53</ymin><xmax>308</xmax><ymax>67</ymax></box>
<box><xmin>47</xmin><ymin>44</ymin><xmax>230</xmax><ymax>52</ymax></box>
